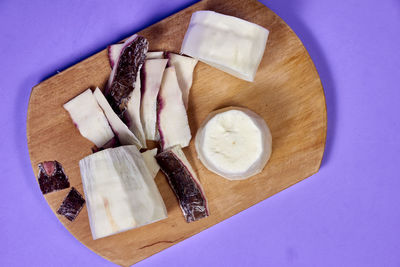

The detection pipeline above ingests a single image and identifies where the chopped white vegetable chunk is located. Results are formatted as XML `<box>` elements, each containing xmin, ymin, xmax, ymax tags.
<box><xmin>166</xmin><ymin>53</ymin><xmax>197</xmax><ymax>109</ymax></box>
<box><xmin>146</xmin><ymin>51</ymin><xmax>164</xmax><ymax>59</ymax></box>
<box><xmin>141</xmin><ymin>148</ymin><xmax>160</xmax><ymax>179</ymax></box>
<box><xmin>195</xmin><ymin>107</ymin><xmax>272</xmax><ymax>180</ymax></box>
<box><xmin>93</xmin><ymin>87</ymin><xmax>142</xmax><ymax>149</ymax></box>
<box><xmin>63</xmin><ymin>89</ymin><xmax>114</xmax><ymax>148</ymax></box>
<box><xmin>125</xmin><ymin>70</ymin><xmax>147</xmax><ymax>148</ymax></box>
<box><xmin>141</xmin><ymin>59</ymin><xmax>168</xmax><ymax>141</ymax></box>
<box><xmin>181</xmin><ymin>11</ymin><xmax>269</xmax><ymax>82</ymax></box>
<box><xmin>158</xmin><ymin>67</ymin><xmax>192</xmax><ymax>150</ymax></box>
<box><xmin>80</xmin><ymin>146</ymin><xmax>167</xmax><ymax>240</ymax></box>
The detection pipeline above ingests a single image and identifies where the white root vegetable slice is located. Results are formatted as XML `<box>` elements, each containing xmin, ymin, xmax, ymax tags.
<box><xmin>181</xmin><ymin>11</ymin><xmax>269</xmax><ymax>82</ymax></box>
<box><xmin>80</xmin><ymin>145</ymin><xmax>167</xmax><ymax>240</ymax></box>
<box><xmin>63</xmin><ymin>89</ymin><xmax>114</xmax><ymax>148</ymax></box>
<box><xmin>93</xmin><ymin>87</ymin><xmax>142</xmax><ymax>149</ymax></box>
<box><xmin>140</xmin><ymin>59</ymin><xmax>168</xmax><ymax>141</ymax></box>
<box><xmin>157</xmin><ymin>66</ymin><xmax>192</xmax><ymax>150</ymax></box>
<box><xmin>141</xmin><ymin>148</ymin><xmax>160</xmax><ymax>179</ymax></box>
<box><xmin>146</xmin><ymin>51</ymin><xmax>164</xmax><ymax>59</ymax></box>
<box><xmin>195</xmin><ymin>107</ymin><xmax>272</xmax><ymax>180</ymax></box>
<box><xmin>166</xmin><ymin>53</ymin><xmax>197</xmax><ymax>109</ymax></box>
<box><xmin>107</xmin><ymin>43</ymin><xmax>124</xmax><ymax>69</ymax></box>
<box><xmin>124</xmin><ymin>70</ymin><xmax>147</xmax><ymax>148</ymax></box>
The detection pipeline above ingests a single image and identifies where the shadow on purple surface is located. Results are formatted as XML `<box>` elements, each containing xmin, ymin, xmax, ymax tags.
<box><xmin>263</xmin><ymin>0</ymin><xmax>336</xmax><ymax>168</ymax></box>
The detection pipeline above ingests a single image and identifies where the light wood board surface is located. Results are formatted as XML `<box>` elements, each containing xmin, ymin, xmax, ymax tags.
<box><xmin>27</xmin><ymin>0</ymin><xmax>327</xmax><ymax>265</ymax></box>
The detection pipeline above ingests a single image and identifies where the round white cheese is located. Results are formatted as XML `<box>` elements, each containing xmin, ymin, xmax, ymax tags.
<box><xmin>195</xmin><ymin>107</ymin><xmax>272</xmax><ymax>180</ymax></box>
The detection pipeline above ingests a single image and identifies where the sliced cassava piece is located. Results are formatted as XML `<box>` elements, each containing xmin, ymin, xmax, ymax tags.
<box><xmin>93</xmin><ymin>87</ymin><xmax>142</xmax><ymax>149</ymax></box>
<box><xmin>63</xmin><ymin>89</ymin><xmax>114</xmax><ymax>148</ymax></box>
<box><xmin>195</xmin><ymin>107</ymin><xmax>272</xmax><ymax>180</ymax></box>
<box><xmin>141</xmin><ymin>148</ymin><xmax>160</xmax><ymax>179</ymax></box>
<box><xmin>140</xmin><ymin>59</ymin><xmax>168</xmax><ymax>140</ymax></box>
<box><xmin>79</xmin><ymin>146</ymin><xmax>167</xmax><ymax>240</ymax></box>
<box><xmin>107</xmin><ymin>43</ymin><xmax>124</xmax><ymax>69</ymax></box>
<box><xmin>181</xmin><ymin>10</ymin><xmax>269</xmax><ymax>82</ymax></box>
<box><xmin>165</xmin><ymin>53</ymin><xmax>197</xmax><ymax>109</ymax></box>
<box><xmin>158</xmin><ymin>66</ymin><xmax>192</xmax><ymax>150</ymax></box>
<box><xmin>146</xmin><ymin>51</ymin><xmax>164</xmax><ymax>59</ymax></box>
<box><xmin>123</xmin><ymin>70</ymin><xmax>147</xmax><ymax>147</ymax></box>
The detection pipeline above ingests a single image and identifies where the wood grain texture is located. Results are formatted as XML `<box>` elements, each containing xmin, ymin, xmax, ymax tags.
<box><xmin>26</xmin><ymin>0</ymin><xmax>327</xmax><ymax>266</ymax></box>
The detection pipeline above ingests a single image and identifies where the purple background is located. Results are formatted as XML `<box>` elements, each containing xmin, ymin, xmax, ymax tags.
<box><xmin>1</xmin><ymin>0</ymin><xmax>400</xmax><ymax>266</ymax></box>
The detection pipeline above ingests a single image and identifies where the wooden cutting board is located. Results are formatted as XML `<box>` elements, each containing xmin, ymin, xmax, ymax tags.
<box><xmin>27</xmin><ymin>0</ymin><xmax>327</xmax><ymax>265</ymax></box>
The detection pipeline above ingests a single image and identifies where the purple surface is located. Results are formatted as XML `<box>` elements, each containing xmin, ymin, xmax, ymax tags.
<box><xmin>1</xmin><ymin>0</ymin><xmax>400</xmax><ymax>266</ymax></box>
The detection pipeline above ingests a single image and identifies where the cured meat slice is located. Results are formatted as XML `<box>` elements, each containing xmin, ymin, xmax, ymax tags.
<box><xmin>80</xmin><ymin>145</ymin><xmax>167</xmax><ymax>239</ymax></box>
<box><xmin>37</xmin><ymin>161</ymin><xmax>70</xmax><ymax>194</ymax></box>
<box><xmin>106</xmin><ymin>35</ymin><xmax>148</xmax><ymax>115</ymax></box>
<box><xmin>155</xmin><ymin>146</ymin><xmax>209</xmax><ymax>222</ymax></box>
<box><xmin>57</xmin><ymin>187</ymin><xmax>85</xmax><ymax>221</ymax></box>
